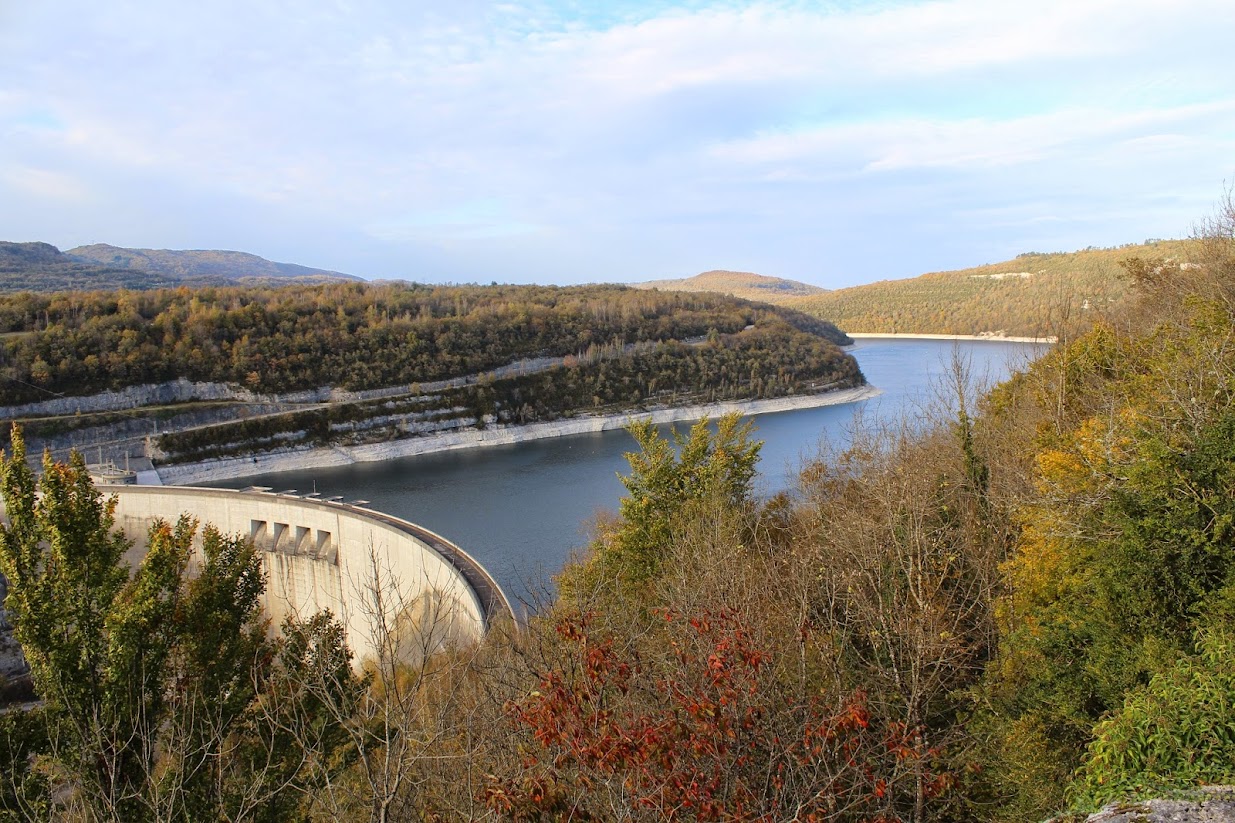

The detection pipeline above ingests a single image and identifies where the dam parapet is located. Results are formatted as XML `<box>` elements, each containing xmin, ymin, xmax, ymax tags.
<box><xmin>104</xmin><ymin>485</ymin><xmax>513</xmax><ymax>664</ymax></box>
<box><xmin>2</xmin><ymin>485</ymin><xmax>512</xmax><ymax>673</ymax></box>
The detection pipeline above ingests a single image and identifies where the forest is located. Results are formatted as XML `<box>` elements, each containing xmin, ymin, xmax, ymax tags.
<box><xmin>3</xmin><ymin>198</ymin><xmax>1235</xmax><ymax>821</ymax></box>
<box><xmin>786</xmin><ymin>239</ymin><xmax>1194</xmax><ymax>338</ymax></box>
<box><xmin>152</xmin><ymin>320</ymin><xmax>862</xmax><ymax>464</ymax></box>
<box><xmin>0</xmin><ymin>281</ymin><xmax>849</xmax><ymax>405</ymax></box>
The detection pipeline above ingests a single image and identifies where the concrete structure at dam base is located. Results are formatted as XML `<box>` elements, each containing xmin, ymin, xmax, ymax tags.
<box><xmin>2</xmin><ymin>486</ymin><xmax>513</xmax><ymax>676</ymax></box>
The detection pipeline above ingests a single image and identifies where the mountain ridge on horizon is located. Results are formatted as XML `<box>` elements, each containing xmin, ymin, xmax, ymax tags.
<box><xmin>0</xmin><ymin>241</ymin><xmax>360</xmax><ymax>293</ymax></box>
<box><xmin>4</xmin><ymin>237</ymin><xmax>1198</xmax><ymax>342</ymax></box>
<box><xmin>66</xmin><ymin>243</ymin><xmax>361</xmax><ymax>284</ymax></box>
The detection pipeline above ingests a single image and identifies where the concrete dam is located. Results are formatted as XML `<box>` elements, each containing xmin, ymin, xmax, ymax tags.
<box><xmin>100</xmin><ymin>486</ymin><xmax>513</xmax><ymax>665</ymax></box>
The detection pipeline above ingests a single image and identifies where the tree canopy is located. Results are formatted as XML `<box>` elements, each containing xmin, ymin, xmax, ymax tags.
<box><xmin>0</xmin><ymin>427</ymin><xmax>359</xmax><ymax>821</ymax></box>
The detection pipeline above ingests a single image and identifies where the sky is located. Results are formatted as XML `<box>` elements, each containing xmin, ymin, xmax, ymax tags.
<box><xmin>1</xmin><ymin>0</ymin><xmax>1233</xmax><ymax>288</ymax></box>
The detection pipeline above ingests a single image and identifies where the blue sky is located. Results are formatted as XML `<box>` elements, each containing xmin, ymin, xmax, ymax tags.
<box><xmin>2</xmin><ymin>0</ymin><xmax>1232</xmax><ymax>287</ymax></box>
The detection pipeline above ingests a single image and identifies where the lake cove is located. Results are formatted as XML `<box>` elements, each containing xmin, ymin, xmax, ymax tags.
<box><xmin>212</xmin><ymin>338</ymin><xmax>1043</xmax><ymax>608</ymax></box>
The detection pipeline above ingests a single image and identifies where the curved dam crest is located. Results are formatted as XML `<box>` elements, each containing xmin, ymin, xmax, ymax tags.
<box><xmin>3</xmin><ymin>486</ymin><xmax>513</xmax><ymax>675</ymax></box>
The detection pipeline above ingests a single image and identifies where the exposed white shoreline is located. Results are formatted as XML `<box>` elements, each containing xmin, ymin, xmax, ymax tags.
<box><xmin>846</xmin><ymin>332</ymin><xmax>1056</xmax><ymax>344</ymax></box>
<box><xmin>153</xmin><ymin>386</ymin><xmax>882</xmax><ymax>486</ymax></box>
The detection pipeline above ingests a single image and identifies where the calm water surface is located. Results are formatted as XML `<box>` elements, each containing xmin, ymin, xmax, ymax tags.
<box><xmin>212</xmin><ymin>339</ymin><xmax>1042</xmax><ymax>607</ymax></box>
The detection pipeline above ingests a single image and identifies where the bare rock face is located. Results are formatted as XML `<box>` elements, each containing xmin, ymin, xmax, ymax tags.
<box><xmin>1080</xmin><ymin>788</ymin><xmax>1235</xmax><ymax>822</ymax></box>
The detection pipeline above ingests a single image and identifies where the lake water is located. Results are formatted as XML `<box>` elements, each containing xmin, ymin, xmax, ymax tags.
<box><xmin>212</xmin><ymin>339</ymin><xmax>1042</xmax><ymax>609</ymax></box>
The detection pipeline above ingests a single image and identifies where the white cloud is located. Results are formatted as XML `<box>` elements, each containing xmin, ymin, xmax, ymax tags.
<box><xmin>1</xmin><ymin>0</ymin><xmax>1233</xmax><ymax>283</ymax></box>
<box><xmin>708</xmin><ymin>101</ymin><xmax>1235</xmax><ymax>176</ymax></box>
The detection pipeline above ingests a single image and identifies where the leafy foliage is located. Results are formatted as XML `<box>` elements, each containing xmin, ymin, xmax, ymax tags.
<box><xmin>559</xmin><ymin>413</ymin><xmax>761</xmax><ymax>597</ymax></box>
<box><xmin>972</xmin><ymin>199</ymin><xmax>1235</xmax><ymax>818</ymax></box>
<box><xmin>1073</xmin><ymin>622</ymin><xmax>1235</xmax><ymax>808</ymax></box>
<box><xmin>0</xmin><ymin>427</ymin><xmax>359</xmax><ymax>820</ymax></box>
<box><xmin>487</xmin><ymin>609</ymin><xmax>942</xmax><ymax>822</ymax></box>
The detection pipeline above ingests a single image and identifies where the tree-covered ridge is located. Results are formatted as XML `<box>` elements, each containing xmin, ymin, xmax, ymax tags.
<box><xmin>0</xmin><ymin>281</ymin><xmax>851</xmax><ymax>405</ymax></box>
<box><xmin>0</xmin><ymin>241</ymin><xmax>359</xmax><ymax>295</ymax></box>
<box><xmin>786</xmin><ymin>240</ymin><xmax>1194</xmax><ymax>337</ymax></box>
<box><xmin>66</xmin><ymin>243</ymin><xmax>360</xmax><ymax>284</ymax></box>
<box><xmin>0</xmin><ymin>242</ymin><xmax>183</xmax><ymax>294</ymax></box>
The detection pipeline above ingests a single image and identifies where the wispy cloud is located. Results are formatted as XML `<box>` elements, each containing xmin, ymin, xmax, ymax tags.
<box><xmin>709</xmin><ymin>102</ymin><xmax>1235</xmax><ymax>174</ymax></box>
<box><xmin>1</xmin><ymin>0</ymin><xmax>1232</xmax><ymax>284</ymax></box>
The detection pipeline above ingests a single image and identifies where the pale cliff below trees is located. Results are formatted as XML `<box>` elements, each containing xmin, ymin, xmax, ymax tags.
<box><xmin>152</xmin><ymin>385</ymin><xmax>879</xmax><ymax>485</ymax></box>
<box><xmin>1</xmin><ymin>281</ymin><xmax>863</xmax><ymax>474</ymax></box>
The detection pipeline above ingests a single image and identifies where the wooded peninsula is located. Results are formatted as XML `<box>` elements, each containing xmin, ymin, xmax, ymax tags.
<box><xmin>0</xmin><ymin>283</ymin><xmax>860</xmax><ymax>465</ymax></box>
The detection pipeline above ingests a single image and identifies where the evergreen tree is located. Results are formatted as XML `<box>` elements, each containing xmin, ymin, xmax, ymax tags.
<box><xmin>561</xmin><ymin>413</ymin><xmax>761</xmax><ymax>598</ymax></box>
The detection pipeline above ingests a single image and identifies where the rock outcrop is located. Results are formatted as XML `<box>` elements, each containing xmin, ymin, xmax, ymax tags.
<box><xmin>1072</xmin><ymin>787</ymin><xmax>1235</xmax><ymax>822</ymax></box>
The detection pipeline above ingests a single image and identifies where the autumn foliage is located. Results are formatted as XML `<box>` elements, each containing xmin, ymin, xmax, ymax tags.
<box><xmin>7</xmin><ymin>196</ymin><xmax>1235</xmax><ymax>821</ymax></box>
<box><xmin>486</xmin><ymin>609</ymin><xmax>947</xmax><ymax>822</ymax></box>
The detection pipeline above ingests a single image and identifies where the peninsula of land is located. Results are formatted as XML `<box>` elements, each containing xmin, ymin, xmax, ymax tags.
<box><xmin>152</xmin><ymin>384</ymin><xmax>880</xmax><ymax>485</ymax></box>
<box><xmin>2</xmin><ymin>279</ymin><xmax>866</xmax><ymax>474</ymax></box>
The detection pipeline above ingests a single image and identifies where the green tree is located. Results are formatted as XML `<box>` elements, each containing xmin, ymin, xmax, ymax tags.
<box><xmin>0</xmin><ymin>427</ymin><xmax>357</xmax><ymax>821</ymax></box>
<box><xmin>562</xmin><ymin>413</ymin><xmax>761</xmax><ymax>598</ymax></box>
<box><xmin>0</xmin><ymin>428</ymin><xmax>151</xmax><ymax>817</ymax></box>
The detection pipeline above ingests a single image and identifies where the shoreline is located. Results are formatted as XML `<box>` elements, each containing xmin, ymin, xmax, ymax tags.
<box><xmin>152</xmin><ymin>385</ymin><xmax>882</xmax><ymax>486</ymax></box>
<box><xmin>846</xmin><ymin>332</ymin><xmax>1056</xmax><ymax>344</ymax></box>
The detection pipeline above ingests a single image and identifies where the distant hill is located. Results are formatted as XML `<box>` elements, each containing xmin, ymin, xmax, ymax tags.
<box><xmin>67</xmin><ymin>244</ymin><xmax>360</xmax><ymax>284</ymax></box>
<box><xmin>0</xmin><ymin>242</ymin><xmax>184</xmax><ymax>293</ymax></box>
<box><xmin>635</xmin><ymin>270</ymin><xmax>826</xmax><ymax>303</ymax></box>
<box><xmin>0</xmin><ymin>241</ymin><xmax>360</xmax><ymax>294</ymax></box>
<box><xmin>786</xmin><ymin>240</ymin><xmax>1194</xmax><ymax>338</ymax></box>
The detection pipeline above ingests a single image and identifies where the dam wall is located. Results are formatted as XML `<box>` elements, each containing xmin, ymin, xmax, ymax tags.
<box><xmin>52</xmin><ymin>486</ymin><xmax>509</xmax><ymax>666</ymax></box>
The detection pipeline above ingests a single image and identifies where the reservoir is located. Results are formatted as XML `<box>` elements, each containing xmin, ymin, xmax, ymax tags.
<box><xmin>215</xmin><ymin>338</ymin><xmax>1042</xmax><ymax>609</ymax></box>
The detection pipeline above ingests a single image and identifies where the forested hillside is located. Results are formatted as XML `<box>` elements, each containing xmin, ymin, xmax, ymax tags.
<box><xmin>67</xmin><ymin>244</ymin><xmax>359</xmax><ymax>284</ymax></box>
<box><xmin>0</xmin><ymin>241</ymin><xmax>358</xmax><ymax>294</ymax></box>
<box><xmin>788</xmin><ymin>240</ymin><xmax>1193</xmax><ymax>337</ymax></box>
<box><xmin>149</xmin><ymin>319</ymin><xmax>860</xmax><ymax>465</ymax></box>
<box><xmin>5</xmin><ymin>203</ymin><xmax>1235</xmax><ymax>820</ymax></box>
<box><xmin>0</xmin><ymin>282</ymin><xmax>849</xmax><ymax>404</ymax></box>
